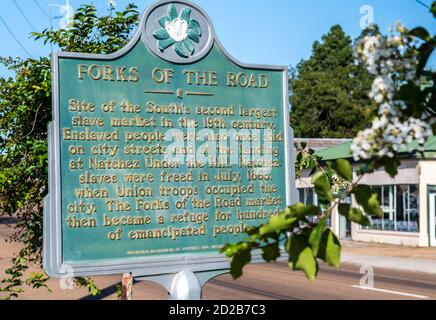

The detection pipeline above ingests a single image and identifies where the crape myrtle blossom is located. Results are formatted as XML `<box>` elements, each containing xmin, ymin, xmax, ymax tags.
<box><xmin>331</xmin><ymin>175</ymin><xmax>351</xmax><ymax>194</ymax></box>
<box><xmin>351</xmin><ymin>23</ymin><xmax>433</xmax><ymax>161</ymax></box>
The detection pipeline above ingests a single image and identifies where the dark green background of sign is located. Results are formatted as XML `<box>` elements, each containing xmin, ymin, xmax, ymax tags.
<box><xmin>58</xmin><ymin>41</ymin><xmax>287</xmax><ymax>264</ymax></box>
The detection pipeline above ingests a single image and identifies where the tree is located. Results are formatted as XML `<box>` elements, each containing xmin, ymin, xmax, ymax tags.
<box><xmin>290</xmin><ymin>25</ymin><xmax>376</xmax><ymax>138</ymax></box>
<box><xmin>0</xmin><ymin>3</ymin><xmax>139</xmax><ymax>299</ymax></box>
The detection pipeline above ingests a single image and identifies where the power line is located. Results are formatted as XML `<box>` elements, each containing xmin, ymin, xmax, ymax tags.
<box><xmin>414</xmin><ymin>0</ymin><xmax>431</xmax><ymax>9</ymax></box>
<box><xmin>0</xmin><ymin>16</ymin><xmax>34</xmax><ymax>58</ymax></box>
<box><xmin>33</xmin><ymin>0</ymin><xmax>50</xmax><ymax>20</ymax></box>
<box><xmin>13</xmin><ymin>0</ymin><xmax>37</xmax><ymax>31</ymax></box>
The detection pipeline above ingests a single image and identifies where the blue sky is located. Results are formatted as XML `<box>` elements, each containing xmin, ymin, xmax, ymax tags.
<box><xmin>0</xmin><ymin>0</ymin><xmax>435</xmax><ymax>77</ymax></box>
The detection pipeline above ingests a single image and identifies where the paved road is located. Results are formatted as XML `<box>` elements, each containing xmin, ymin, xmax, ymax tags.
<box><xmin>200</xmin><ymin>263</ymin><xmax>436</xmax><ymax>300</ymax></box>
<box><xmin>126</xmin><ymin>261</ymin><xmax>436</xmax><ymax>300</ymax></box>
<box><xmin>2</xmin><ymin>223</ymin><xmax>436</xmax><ymax>300</ymax></box>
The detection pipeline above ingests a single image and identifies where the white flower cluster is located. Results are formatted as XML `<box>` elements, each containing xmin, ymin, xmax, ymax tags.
<box><xmin>331</xmin><ymin>175</ymin><xmax>351</xmax><ymax>194</ymax></box>
<box><xmin>351</xmin><ymin>23</ymin><xmax>433</xmax><ymax>161</ymax></box>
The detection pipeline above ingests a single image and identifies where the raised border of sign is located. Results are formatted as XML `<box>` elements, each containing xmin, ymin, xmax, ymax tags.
<box><xmin>44</xmin><ymin>0</ymin><xmax>297</xmax><ymax>279</ymax></box>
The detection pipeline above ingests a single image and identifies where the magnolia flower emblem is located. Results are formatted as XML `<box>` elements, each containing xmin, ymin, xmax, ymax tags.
<box><xmin>153</xmin><ymin>4</ymin><xmax>202</xmax><ymax>58</ymax></box>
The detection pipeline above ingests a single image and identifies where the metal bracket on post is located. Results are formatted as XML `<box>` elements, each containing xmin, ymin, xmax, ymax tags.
<box><xmin>135</xmin><ymin>269</ymin><xmax>228</xmax><ymax>300</ymax></box>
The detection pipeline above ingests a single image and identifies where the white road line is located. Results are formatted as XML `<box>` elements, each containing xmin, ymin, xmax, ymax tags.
<box><xmin>351</xmin><ymin>285</ymin><xmax>430</xmax><ymax>299</ymax></box>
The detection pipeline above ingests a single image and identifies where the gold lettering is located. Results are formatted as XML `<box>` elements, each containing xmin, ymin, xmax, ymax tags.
<box><xmin>88</xmin><ymin>64</ymin><xmax>103</xmax><ymax>80</ymax></box>
<box><xmin>260</xmin><ymin>74</ymin><xmax>269</xmax><ymax>88</ymax></box>
<box><xmin>128</xmin><ymin>67</ymin><xmax>140</xmax><ymax>82</ymax></box>
<box><xmin>116</xmin><ymin>67</ymin><xmax>128</xmax><ymax>81</ymax></box>
<box><xmin>103</xmin><ymin>65</ymin><xmax>115</xmax><ymax>81</ymax></box>
<box><xmin>152</xmin><ymin>68</ymin><xmax>174</xmax><ymax>84</ymax></box>
<box><xmin>184</xmin><ymin>70</ymin><xmax>195</xmax><ymax>85</ymax></box>
<box><xmin>227</xmin><ymin>72</ymin><xmax>237</xmax><ymax>86</ymax></box>
<box><xmin>78</xmin><ymin>64</ymin><xmax>87</xmax><ymax>80</ymax></box>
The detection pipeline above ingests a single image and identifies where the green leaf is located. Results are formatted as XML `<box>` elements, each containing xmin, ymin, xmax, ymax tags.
<box><xmin>338</xmin><ymin>204</ymin><xmax>371</xmax><ymax>226</ymax></box>
<box><xmin>259</xmin><ymin>213</ymin><xmax>297</xmax><ymax>237</ymax></box>
<box><xmin>309</xmin><ymin>219</ymin><xmax>327</xmax><ymax>256</ymax></box>
<box><xmin>381</xmin><ymin>157</ymin><xmax>399</xmax><ymax>178</ymax></box>
<box><xmin>431</xmin><ymin>1</ymin><xmax>436</xmax><ymax>18</ymax></box>
<box><xmin>189</xmin><ymin>19</ymin><xmax>202</xmax><ymax>36</ymax></box>
<box><xmin>353</xmin><ymin>184</ymin><xmax>371</xmax><ymax>205</ymax></box>
<box><xmin>221</xmin><ymin>242</ymin><xmax>249</xmax><ymax>257</ymax></box>
<box><xmin>262</xmin><ymin>243</ymin><xmax>280</xmax><ymax>262</ymax></box>
<box><xmin>153</xmin><ymin>28</ymin><xmax>170</xmax><ymax>40</ymax></box>
<box><xmin>157</xmin><ymin>38</ymin><xmax>176</xmax><ymax>51</ymax></box>
<box><xmin>312</xmin><ymin>172</ymin><xmax>333</xmax><ymax>202</ymax></box>
<box><xmin>230</xmin><ymin>250</ymin><xmax>251</xmax><ymax>279</ymax></box>
<box><xmin>180</xmin><ymin>8</ymin><xmax>191</xmax><ymax>23</ymax></box>
<box><xmin>289</xmin><ymin>203</ymin><xmax>320</xmax><ymax>218</ymax></box>
<box><xmin>220</xmin><ymin>243</ymin><xmax>237</xmax><ymax>257</ymax></box>
<box><xmin>409</xmin><ymin>27</ymin><xmax>431</xmax><ymax>42</ymax></box>
<box><xmin>183</xmin><ymin>39</ymin><xmax>194</xmax><ymax>55</ymax></box>
<box><xmin>167</xmin><ymin>3</ymin><xmax>178</xmax><ymax>20</ymax></box>
<box><xmin>75</xmin><ymin>277</ymin><xmax>101</xmax><ymax>296</ymax></box>
<box><xmin>158</xmin><ymin>16</ymin><xmax>170</xmax><ymax>28</ymax></box>
<box><xmin>222</xmin><ymin>242</ymin><xmax>259</xmax><ymax>279</ymax></box>
<box><xmin>331</xmin><ymin>159</ymin><xmax>353</xmax><ymax>182</ymax></box>
<box><xmin>366</xmin><ymin>193</ymin><xmax>383</xmax><ymax>217</ymax></box>
<box><xmin>246</xmin><ymin>226</ymin><xmax>260</xmax><ymax>236</ymax></box>
<box><xmin>353</xmin><ymin>185</ymin><xmax>382</xmax><ymax>217</ymax></box>
<box><xmin>174</xmin><ymin>42</ymin><xmax>189</xmax><ymax>58</ymax></box>
<box><xmin>417</xmin><ymin>40</ymin><xmax>435</xmax><ymax>74</ymax></box>
<box><xmin>188</xmin><ymin>29</ymin><xmax>200</xmax><ymax>43</ymax></box>
<box><xmin>286</xmin><ymin>235</ymin><xmax>318</xmax><ymax>281</ymax></box>
<box><xmin>317</xmin><ymin>229</ymin><xmax>341</xmax><ymax>268</ymax></box>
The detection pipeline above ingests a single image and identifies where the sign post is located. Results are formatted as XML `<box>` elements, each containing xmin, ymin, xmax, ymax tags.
<box><xmin>44</xmin><ymin>0</ymin><xmax>297</xmax><ymax>300</ymax></box>
<box><xmin>121</xmin><ymin>273</ymin><xmax>133</xmax><ymax>300</ymax></box>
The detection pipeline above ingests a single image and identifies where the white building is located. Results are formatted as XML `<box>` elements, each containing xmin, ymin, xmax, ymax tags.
<box><xmin>296</xmin><ymin>137</ymin><xmax>436</xmax><ymax>247</ymax></box>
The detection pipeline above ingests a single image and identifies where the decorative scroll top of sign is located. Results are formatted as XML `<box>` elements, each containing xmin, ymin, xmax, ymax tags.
<box><xmin>144</xmin><ymin>1</ymin><xmax>213</xmax><ymax>63</ymax></box>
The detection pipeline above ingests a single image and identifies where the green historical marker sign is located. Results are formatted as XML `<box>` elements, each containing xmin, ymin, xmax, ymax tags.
<box><xmin>44</xmin><ymin>0</ymin><xmax>296</xmax><ymax>280</ymax></box>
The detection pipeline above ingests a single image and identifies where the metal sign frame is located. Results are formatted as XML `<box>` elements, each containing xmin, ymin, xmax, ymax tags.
<box><xmin>44</xmin><ymin>0</ymin><xmax>297</xmax><ymax>281</ymax></box>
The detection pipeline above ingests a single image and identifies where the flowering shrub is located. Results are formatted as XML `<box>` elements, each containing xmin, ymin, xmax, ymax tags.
<box><xmin>352</xmin><ymin>23</ymin><xmax>434</xmax><ymax>161</ymax></box>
